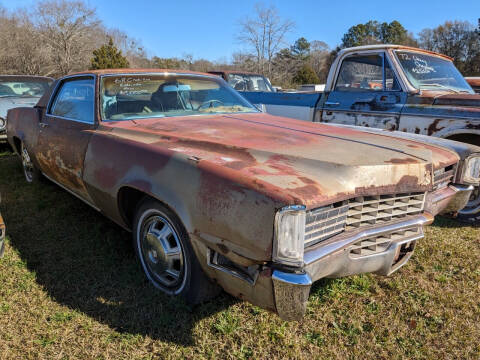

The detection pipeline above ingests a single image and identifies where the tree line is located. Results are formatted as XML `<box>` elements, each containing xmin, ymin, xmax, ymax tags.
<box><xmin>1</xmin><ymin>0</ymin><xmax>479</xmax><ymax>88</ymax></box>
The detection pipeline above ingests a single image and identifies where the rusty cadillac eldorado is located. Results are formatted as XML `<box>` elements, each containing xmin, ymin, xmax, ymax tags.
<box><xmin>5</xmin><ymin>69</ymin><xmax>480</xmax><ymax>320</ymax></box>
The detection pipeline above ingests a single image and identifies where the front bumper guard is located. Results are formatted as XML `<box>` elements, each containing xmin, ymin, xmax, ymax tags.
<box><xmin>272</xmin><ymin>213</ymin><xmax>433</xmax><ymax>321</ymax></box>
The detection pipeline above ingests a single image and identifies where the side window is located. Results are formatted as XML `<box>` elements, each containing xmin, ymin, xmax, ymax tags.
<box><xmin>335</xmin><ymin>54</ymin><xmax>400</xmax><ymax>92</ymax></box>
<box><xmin>50</xmin><ymin>78</ymin><xmax>95</xmax><ymax>123</ymax></box>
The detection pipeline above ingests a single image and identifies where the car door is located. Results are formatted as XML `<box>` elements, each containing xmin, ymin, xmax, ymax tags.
<box><xmin>321</xmin><ymin>52</ymin><xmax>407</xmax><ymax>130</ymax></box>
<box><xmin>36</xmin><ymin>76</ymin><xmax>97</xmax><ymax>205</ymax></box>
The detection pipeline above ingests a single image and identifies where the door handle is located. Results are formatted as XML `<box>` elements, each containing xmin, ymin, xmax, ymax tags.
<box><xmin>39</xmin><ymin>122</ymin><xmax>49</xmax><ymax>128</ymax></box>
<box><xmin>325</xmin><ymin>101</ymin><xmax>340</xmax><ymax>107</ymax></box>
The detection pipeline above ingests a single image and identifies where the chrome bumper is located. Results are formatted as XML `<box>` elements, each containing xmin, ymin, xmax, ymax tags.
<box><xmin>0</xmin><ymin>132</ymin><xmax>6</xmax><ymax>142</ymax></box>
<box><xmin>424</xmin><ymin>184</ymin><xmax>474</xmax><ymax>216</ymax></box>
<box><xmin>272</xmin><ymin>214</ymin><xmax>433</xmax><ymax>321</ymax></box>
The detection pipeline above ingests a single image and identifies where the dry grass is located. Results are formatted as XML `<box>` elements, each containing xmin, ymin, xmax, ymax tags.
<box><xmin>0</xmin><ymin>148</ymin><xmax>479</xmax><ymax>359</ymax></box>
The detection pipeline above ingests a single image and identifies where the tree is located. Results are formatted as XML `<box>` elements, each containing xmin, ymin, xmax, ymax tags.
<box><xmin>90</xmin><ymin>38</ymin><xmax>129</xmax><ymax>70</ymax></box>
<box><xmin>341</xmin><ymin>20</ymin><xmax>416</xmax><ymax>48</ymax></box>
<box><xmin>237</xmin><ymin>2</ymin><xmax>294</xmax><ymax>77</ymax></box>
<box><xmin>34</xmin><ymin>0</ymin><xmax>102</xmax><ymax>75</ymax></box>
<box><xmin>418</xmin><ymin>20</ymin><xmax>480</xmax><ymax>75</ymax></box>
<box><xmin>293</xmin><ymin>64</ymin><xmax>320</xmax><ymax>85</ymax></box>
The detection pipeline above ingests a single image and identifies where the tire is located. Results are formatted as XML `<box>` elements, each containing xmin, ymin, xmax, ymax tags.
<box><xmin>21</xmin><ymin>142</ymin><xmax>41</xmax><ymax>184</ymax></box>
<box><xmin>133</xmin><ymin>198</ymin><xmax>221</xmax><ymax>304</ymax></box>
<box><xmin>457</xmin><ymin>186</ymin><xmax>480</xmax><ymax>224</ymax></box>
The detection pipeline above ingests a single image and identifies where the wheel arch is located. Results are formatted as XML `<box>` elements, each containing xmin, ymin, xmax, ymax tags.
<box><xmin>117</xmin><ymin>185</ymin><xmax>193</xmax><ymax>233</ymax></box>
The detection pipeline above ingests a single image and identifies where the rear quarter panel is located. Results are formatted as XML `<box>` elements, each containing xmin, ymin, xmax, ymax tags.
<box><xmin>6</xmin><ymin>107</ymin><xmax>40</xmax><ymax>156</ymax></box>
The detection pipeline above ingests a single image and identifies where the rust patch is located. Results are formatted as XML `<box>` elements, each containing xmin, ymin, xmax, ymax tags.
<box><xmin>385</xmin><ymin>158</ymin><xmax>421</xmax><ymax>164</ymax></box>
<box><xmin>427</xmin><ymin>119</ymin><xmax>445</xmax><ymax>135</ymax></box>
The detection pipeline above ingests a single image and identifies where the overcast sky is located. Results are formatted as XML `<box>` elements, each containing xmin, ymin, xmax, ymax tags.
<box><xmin>3</xmin><ymin>0</ymin><xmax>480</xmax><ymax>61</ymax></box>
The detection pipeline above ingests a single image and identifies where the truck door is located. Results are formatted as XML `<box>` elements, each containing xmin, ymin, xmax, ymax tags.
<box><xmin>321</xmin><ymin>52</ymin><xmax>407</xmax><ymax>130</ymax></box>
<box><xmin>36</xmin><ymin>76</ymin><xmax>96</xmax><ymax>205</ymax></box>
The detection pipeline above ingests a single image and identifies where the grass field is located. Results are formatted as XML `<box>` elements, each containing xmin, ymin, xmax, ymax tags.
<box><xmin>0</xmin><ymin>147</ymin><xmax>479</xmax><ymax>359</ymax></box>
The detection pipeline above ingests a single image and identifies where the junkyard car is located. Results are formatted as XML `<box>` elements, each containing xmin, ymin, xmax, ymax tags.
<box><xmin>6</xmin><ymin>69</ymin><xmax>480</xmax><ymax>320</ymax></box>
<box><xmin>0</xmin><ymin>75</ymin><xmax>53</xmax><ymax>143</ymax></box>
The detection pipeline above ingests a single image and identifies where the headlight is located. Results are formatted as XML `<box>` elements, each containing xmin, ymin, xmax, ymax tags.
<box><xmin>462</xmin><ymin>154</ymin><xmax>480</xmax><ymax>185</ymax></box>
<box><xmin>0</xmin><ymin>117</ymin><xmax>5</xmax><ymax>131</ymax></box>
<box><xmin>273</xmin><ymin>205</ymin><xmax>306</xmax><ymax>267</ymax></box>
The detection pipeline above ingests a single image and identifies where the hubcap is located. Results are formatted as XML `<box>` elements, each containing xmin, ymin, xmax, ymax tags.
<box><xmin>140</xmin><ymin>215</ymin><xmax>184</xmax><ymax>288</ymax></box>
<box><xmin>21</xmin><ymin>146</ymin><xmax>34</xmax><ymax>182</ymax></box>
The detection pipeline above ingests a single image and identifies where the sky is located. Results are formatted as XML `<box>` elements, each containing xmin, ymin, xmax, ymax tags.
<box><xmin>3</xmin><ymin>0</ymin><xmax>480</xmax><ymax>61</ymax></box>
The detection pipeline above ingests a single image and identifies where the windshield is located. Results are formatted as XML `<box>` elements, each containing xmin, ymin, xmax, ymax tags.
<box><xmin>227</xmin><ymin>74</ymin><xmax>274</xmax><ymax>92</ymax></box>
<box><xmin>100</xmin><ymin>74</ymin><xmax>257</xmax><ymax>121</ymax></box>
<box><xmin>0</xmin><ymin>80</ymin><xmax>51</xmax><ymax>97</ymax></box>
<box><xmin>395</xmin><ymin>51</ymin><xmax>473</xmax><ymax>93</ymax></box>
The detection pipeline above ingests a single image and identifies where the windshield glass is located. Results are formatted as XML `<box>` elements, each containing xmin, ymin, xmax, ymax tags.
<box><xmin>395</xmin><ymin>51</ymin><xmax>473</xmax><ymax>93</ymax></box>
<box><xmin>227</xmin><ymin>74</ymin><xmax>274</xmax><ymax>92</ymax></box>
<box><xmin>0</xmin><ymin>80</ymin><xmax>51</xmax><ymax>97</ymax></box>
<box><xmin>100</xmin><ymin>74</ymin><xmax>257</xmax><ymax>121</ymax></box>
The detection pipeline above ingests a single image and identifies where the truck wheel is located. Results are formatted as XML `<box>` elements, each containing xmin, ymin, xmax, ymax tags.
<box><xmin>457</xmin><ymin>187</ymin><xmax>480</xmax><ymax>224</ymax></box>
<box><xmin>133</xmin><ymin>198</ymin><xmax>221</xmax><ymax>304</ymax></box>
<box><xmin>21</xmin><ymin>142</ymin><xmax>41</xmax><ymax>183</ymax></box>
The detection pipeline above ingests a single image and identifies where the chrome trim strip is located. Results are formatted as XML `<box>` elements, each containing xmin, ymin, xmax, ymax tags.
<box><xmin>303</xmin><ymin>215</ymin><xmax>430</xmax><ymax>266</ymax></box>
<box><xmin>324</xmin><ymin>108</ymin><xmax>402</xmax><ymax>116</ymax></box>
<box><xmin>41</xmin><ymin>172</ymin><xmax>101</xmax><ymax>212</ymax></box>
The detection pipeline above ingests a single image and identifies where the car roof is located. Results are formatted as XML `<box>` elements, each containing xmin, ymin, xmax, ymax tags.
<box><xmin>338</xmin><ymin>44</ymin><xmax>453</xmax><ymax>61</ymax></box>
<box><xmin>209</xmin><ymin>70</ymin><xmax>264</xmax><ymax>76</ymax></box>
<box><xmin>0</xmin><ymin>75</ymin><xmax>54</xmax><ymax>82</ymax></box>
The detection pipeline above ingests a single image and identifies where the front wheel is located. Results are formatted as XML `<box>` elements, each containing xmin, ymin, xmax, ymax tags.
<box><xmin>21</xmin><ymin>142</ymin><xmax>41</xmax><ymax>183</ymax></box>
<box><xmin>457</xmin><ymin>186</ymin><xmax>480</xmax><ymax>224</ymax></box>
<box><xmin>133</xmin><ymin>198</ymin><xmax>220</xmax><ymax>303</ymax></box>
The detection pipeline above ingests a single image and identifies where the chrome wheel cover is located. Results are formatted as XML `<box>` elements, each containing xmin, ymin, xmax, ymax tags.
<box><xmin>138</xmin><ymin>212</ymin><xmax>186</xmax><ymax>292</ymax></box>
<box><xmin>21</xmin><ymin>145</ymin><xmax>34</xmax><ymax>183</ymax></box>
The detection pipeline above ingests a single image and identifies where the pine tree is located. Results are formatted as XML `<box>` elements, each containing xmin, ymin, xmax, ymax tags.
<box><xmin>293</xmin><ymin>64</ymin><xmax>320</xmax><ymax>85</ymax></box>
<box><xmin>89</xmin><ymin>38</ymin><xmax>129</xmax><ymax>70</ymax></box>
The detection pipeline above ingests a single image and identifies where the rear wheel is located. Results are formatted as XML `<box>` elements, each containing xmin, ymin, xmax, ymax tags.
<box><xmin>133</xmin><ymin>198</ymin><xmax>220</xmax><ymax>303</ymax></box>
<box><xmin>21</xmin><ymin>142</ymin><xmax>41</xmax><ymax>183</ymax></box>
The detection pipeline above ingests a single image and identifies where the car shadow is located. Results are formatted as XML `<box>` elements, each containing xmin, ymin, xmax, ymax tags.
<box><xmin>0</xmin><ymin>155</ymin><xmax>235</xmax><ymax>345</ymax></box>
<box><xmin>433</xmin><ymin>215</ymin><xmax>479</xmax><ymax>229</ymax></box>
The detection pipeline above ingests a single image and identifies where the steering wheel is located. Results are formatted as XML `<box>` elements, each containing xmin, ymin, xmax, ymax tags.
<box><xmin>197</xmin><ymin>99</ymin><xmax>224</xmax><ymax>110</ymax></box>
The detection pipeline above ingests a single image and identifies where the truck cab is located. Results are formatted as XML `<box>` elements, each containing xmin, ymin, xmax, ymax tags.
<box><xmin>319</xmin><ymin>45</ymin><xmax>479</xmax><ymax>144</ymax></box>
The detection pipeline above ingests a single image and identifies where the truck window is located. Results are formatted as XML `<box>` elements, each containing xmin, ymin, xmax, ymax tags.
<box><xmin>50</xmin><ymin>78</ymin><xmax>95</xmax><ymax>124</ymax></box>
<box><xmin>335</xmin><ymin>54</ymin><xmax>400</xmax><ymax>92</ymax></box>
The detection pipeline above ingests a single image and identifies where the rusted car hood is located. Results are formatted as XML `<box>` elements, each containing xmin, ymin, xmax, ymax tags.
<box><xmin>101</xmin><ymin>113</ymin><xmax>459</xmax><ymax>208</ymax></box>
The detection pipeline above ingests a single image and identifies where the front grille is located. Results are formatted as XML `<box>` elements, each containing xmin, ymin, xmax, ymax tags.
<box><xmin>433</xmin><ymin>165</ymin><xmax>456</xmax><ymax>190</ymax></box>
<box><xmin>304</xmin><ymin>192</ymin><xmax>425</xmax><ymax>247</ymax></box>
<box><xmin>350</xmin><ymin>226</ymin><xmax>422</xmax><ymax>258</ymax></box>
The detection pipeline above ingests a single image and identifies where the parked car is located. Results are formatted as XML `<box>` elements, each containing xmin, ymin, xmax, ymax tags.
<box><xmin>6</xmin><ymin>69</ymin><xmax>480</xmax><ymax>320</ymax></box>
<box><xmin>208</xmin><ymin>70</ymin><xmax>275</xmax><ymax>92</ymax></box>
<box><xmin>0</xmin><ymin>75</ymin><xmax>54</xmax><ymax>143</ymax></box>
<box><xmin>238</xmin><ymin>45</ymin><xmax>480</xmax><ymax>222</ymax></box>
<box><xmin>465</xmin><ymin>77</ymin><xmax>480</xmax><ymax>93</ymax></box>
